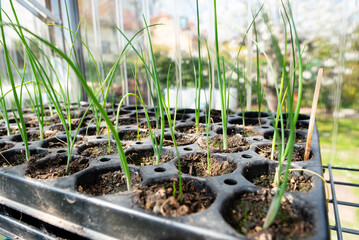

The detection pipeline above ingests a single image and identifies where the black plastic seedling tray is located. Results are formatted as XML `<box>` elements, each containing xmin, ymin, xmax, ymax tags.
<box><xmin>0</xmin><ymin>105</ymin><xmax>329</xmax><ymax>239</ymax></box>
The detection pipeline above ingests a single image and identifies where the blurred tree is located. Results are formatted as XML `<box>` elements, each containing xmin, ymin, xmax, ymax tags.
<box><xmin>341</xmin><ymin>26</ymin><xmax>359</xmax><ymax>110</ymax></box>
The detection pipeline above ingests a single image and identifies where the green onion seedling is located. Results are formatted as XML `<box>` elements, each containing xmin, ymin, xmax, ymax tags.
<box><xmin>226</xmin><ymin>5</ymin><xmax>263</xmax><ymax>128</ymax></box>
<box><xmin>263</xmin><ymin>0</ymin><xmax>304</xmax><ymax>229</ymax></box>
<box><xmin>253</xmin><ymin>14</ymin><xmax>264</xmax><ymax>123</ymax></box>
<box><xmin>194</xmin><ymin>0</ymin><xmax>202</xmax><ymax>134</ymax></box>
<box><xmin>0</xmin><ymin>69</ymin><xmax>11</xmax><ymax>136</ymax></box>
<box><xmin>172</xmin><ymin>181</ymin><xmax>176</xmax><ymax>198</ymax></box>
<box><xmin>213</xmin><ymin>0</ymin><xmax>230</xmax><ymax>150</ymax></box>
<box><xmin>163</xmin><ymin>65</ymin><xmax>183</xmax><ymax>202</ymax></box>
<box><xmin>205</xmin><ymin>41</ymin><xmax>213</xmax><ymax>175</ymax></box>
<box><xmin>114</xmin><ymin>19</ymin><xmax>166</xmax><ymax>164</ymax></box>
<box><xmin>20</xmin><ymin>27</ymin><xmax>132</xmax><ymax>190</ymax></box>
<box><xmin>0</xmin><ymin>2</ymin><xmax>29</xmax><ymax>160</ymax></box>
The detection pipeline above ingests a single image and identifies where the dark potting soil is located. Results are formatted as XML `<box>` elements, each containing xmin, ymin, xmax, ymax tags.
<box><xmin>271</xmin><ymin>121</ymin><xmax>309</xmax><ymax>130</ymax></box>
<box><xmin>85</xmin><ymin>127</ymin><xmax>108</xmax><ymax>136</ymax></box>
<box><xmin>25</xmin><ymin>131</ymin><xmax>57</xmax><ymax>142</ymax></box>
<box><xmin>161</xmin><ymin>134</ymin><xmax>198</xmax><ymax>146</ymax></box>
<box><xmin>0</xmin><ymin>142</ymin><xmax>13</xmax><ymax>152</ymax></box>
<box><xmin>226</xmin><ymin>190</ymin><xmax>313</xmax><ymax>240</ymax></box>
<box><xmin>0</xmin><ymin>152</ymin><xmax>46</xmax><ymax>168</ymax></box>
<box><xmin>26</xmin><ymin>155</ymin><xmax>89</xmax><ymax>179</ymax></box>
<box><xmin>139</xmin><ymin>120</ymin><xmax>169</xmax><ymax>129</ymax></box>
<box><xmin>205</xmin><ymin>109</ymin><xmax>222</xmax><ymax>123</ymax></box>
<box><xmin>114</xmin><ymin>117</ymin><xmax>140</xmax><ymax>126</ymax></box>
<box><xmin>256</xmin><ymin>145</ymin><xmax>312</xmax><ymax>162</ymax></box>
<box><xmin>49</xmin><ymin>120</ymin><xmax>86</xmax><ymax>132</ymax></box>
<box><xmin>0</xmin><ymin>128</ymin><xmax>23</xmax><ymax>136</ymax></box>
<box><xmin>265</xmin><ymin>133</ymin><xmax>307</xmax><ymax>143</ymax></box>
<box><xmin>175</xmin><ymin>124</ymin><xmax>206</xmax><ymax>134</ymax></box>
<box><xmin>43</xmin><ymin>138</ymin><xmax>68</xmax><ymax>149</ymax></box>
<box><xmin>198</xmin><ymin>134</ymin><xmax>250</xmax><ymax>153</ymax></box>
<box><xmin>77</xmin><ymin>170</ymin><xmax>142</xmax><ymax>196</ymax></box>
<box><xmin>80</xmin><ymin>142</ymin><xmax>118</xmax><ymax>158</ymax></box>
<box><xmin>45</xmin><ymin>116</ymin><xmax>62</xmax><ymax>125</ymax></box>
<box><xmin>252</xmin><ymin>173</ymin><xmax>313</xmax><ymax>192</ymax></box>
<box><xmin>178</xmin><ymin>152</ymin><xmax>236</xmax><ymax>177</ymax></box>
<box><xmin>235</xmin><ymin>118</ymin><xmax>264</xmax><ymax>127</ymax></box>
<box><xmin>126</xmin><ymin>151</ymin><xmax>174</xmax><ymax>166</ymax></box>
<box><xmin>25</xmin><ymin>121</ymin><xmax>39</xmax><ymax>128</ymax></box>
<box><xmin>238</xmin><ymin>127</ymin><xmax>259</xmax><ymax>137</ymax></box>
<box><xmin>133</xmin><ymin>178</ymin><xmax>215</xmax><ymax>217</ymax></box>
<box><xmin>119</xmin><ymin>130</ymin><xmax>150</xmax><ymax>141</ymax></box>
<box><xmin>43</xmin><ymin>130</ymin><xmax>58</xmax><ymax>139</ymax></box>
<box><xmin>0</xmin><ymin>128</ymin><xmax>8</xmax><ymax>136</ymax></box>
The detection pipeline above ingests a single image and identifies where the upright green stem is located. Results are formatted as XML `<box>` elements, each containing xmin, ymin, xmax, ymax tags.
<box><xmin>270</xmin><ymin>12</ymin><xmax>288</xmax><ymax>163</ymax></box>
<box><xmin>0</xmin><ymin>1</ymin><xmax>29</xmax><ymax>160</ymax></box>
<box><xmin>195</xmin><ymin>0</ymin><xmax>202</xmax><ymax>133</ymax></box>
<box><xmin>205</xmin><ymin>49</ymin><xmax>213</xmax><ymax>175</ymax></box>
<box><xmin>253</xmin><ymin>16</ymin><xmax>263</xmax><ymax>122</ymax></box>
<box><xmin>221</xmin><ymin>57</ymin><xmax>228</xmax><ymax>149</ymax></box>
<box><xmin>213</xmin><ymin>0</ymin><xmax>228</xmax><ymax>150</ymax></box>
<box><xmin>164</xmin><ymin>66</ymin><xmax>183</xmax><ymax>202</ymax></box>
<box><xmin>0</xmin><ymin>75</ymin><xmax>10</xmax><ymax>135</ymax></box>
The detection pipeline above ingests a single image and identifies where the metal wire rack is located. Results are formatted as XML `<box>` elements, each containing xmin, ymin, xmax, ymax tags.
<box><xmin>324</xmin><ymin>164</ymin><xmax>359</xmax><ymax>240</ymax></box>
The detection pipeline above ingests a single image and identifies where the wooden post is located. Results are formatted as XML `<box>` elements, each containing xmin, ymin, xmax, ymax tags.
<box><xmin>304</xmin><ymin>68</ymin><xmax>323</xmax><ymax>161</ymax></box>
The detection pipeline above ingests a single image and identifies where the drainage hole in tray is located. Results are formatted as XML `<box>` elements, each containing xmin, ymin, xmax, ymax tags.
<box><xmin>224</xmin><ymin>179</ymin><xmax>237</xmax><ymax>185</ymax></box>
<box><xmin>57</xmin><ymin>150</ymin><xmax>66</xmax><ymax>153</ymax></box>
<box><xmin>154</xmin><ymin>167</ymin><xmax>166</xmax><ymax>172</ymax></box>
<box><xmin>242</xmin><ymin>154</ymin><xmax>252</xmax><ymax>159</ymax></box>
<box><xmin>183</xmin><ymin>147</ymin><xmax>192</xmax><ymax>151</ymax></box>
<box><xmin>135</xmin><ymin>141</ymin><xmax>143</xmax><ymax>145</ymax></box>
<box><xmin>100</xmin><ymin>158</ymin><xmax>110</xmax><ymax>162</ymax></box>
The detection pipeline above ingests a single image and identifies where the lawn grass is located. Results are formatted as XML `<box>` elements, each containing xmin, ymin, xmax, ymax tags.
<box><xmin>317</xmin><ymin>117</ymin><xmax>359</xmax><ymax>169</ymax></box>
<box><xmin>317</xmin><ymin>116</ymin><xmax>359</xmax><ymax>239</ymax></box>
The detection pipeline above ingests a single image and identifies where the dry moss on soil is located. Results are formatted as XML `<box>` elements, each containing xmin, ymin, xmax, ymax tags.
<box><xmin>80</xmin><ymin>142</ymin><xmax>119</xmax><ymax>158</ymax></box>
<box><xmin>238</xmin><ymin>127</ymin><xmax>259</xmax><ymax>137</ymax></box>
<box><xmin>78</xmin><ymin>170</ymin><xmax>142</xmax><ymax>195</ymax></box>
<box><xmin>199</xmin><ymin>134</ymin><xmax>250</xmax><ymax>153</ymax></box>
<box><xmin>178</xmin><ymin>152</ymin><xmax>236</xmax><ymax>177</ymax></box>
<box><xmin>226</xmin><ymin>190</ymin><xmax>313</xmax><ymax>239</ymax></box>
<box><xmin>252</xmin><ymin>173</ymin><xmax>313</xmax><ymax>192</ymax></box>
<box><xmin>126</xmin><ymin>151</ymin><xmax>174</xmax><ymax>166</ymax></box>
<box><xmin>256</xmin><ymin>145</ymin><xmax>312</xmax><ymax>162</ymax></box>
<box><xmin>26</xmin><ymin>155</ymin><xmax>89</xmax><ymax>179</ymax></box>
<box><xmin>175</xmin><ymin>124</ymin><xmax>206</xmax><ymax>134</ymax></box>
<box><xmin>161</xmin><ymin>134</ymin><xmax>198</xmax><ymax>146</ymax></box>
<box><xmin>119</xmin><ymin>130</ymin><xmax>150</xmax><ymax>141</ymax></box>
<box><xmin>133</xmin><ymin>178</ymin><xmax>215</xmax><ymax>217</ymax></box>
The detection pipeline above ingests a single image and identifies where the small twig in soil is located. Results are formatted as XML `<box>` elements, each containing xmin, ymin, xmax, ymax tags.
<box><xmin>0</xmin><ymin>152</ymin><xmax>11</xmax><ymax>166</ymax></box>
<box><xmin>304</xmin><ymin>68</ymin><xmax>323</xmax><ymax>161</ymax></box>
<box><xmin>55</xmin><ymin>137</ymin><xmax>69</xmax><ymax>146</ymax></box>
